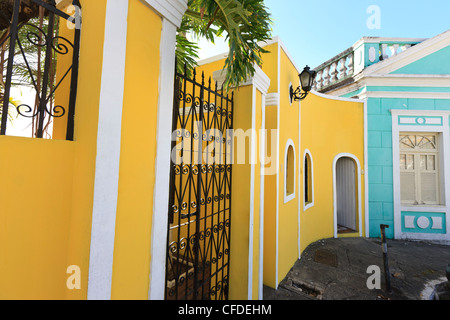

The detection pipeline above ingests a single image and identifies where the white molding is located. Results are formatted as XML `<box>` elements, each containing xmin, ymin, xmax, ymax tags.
<box><xmin>323</xmin><ymin>74</ymin><xmax>450</xmax><ymax>100</ymax></box>
<box><xmin>266</xmin><ymin>93</ymin><xmax>279</xmax><ymax>106</ymax></box>
<box><xmin>259</xmin><ymin>91</ymin><xmax>266</xmax><ymax>301</ymax></box>
<box><xmin>298</xmin><ymin>98</ymin><xmax>302</xmax><ymax>258</ymax></box>
<box><xmin>332</xmin><ymin>153</ymin><xmax>363</xmax><ymax>238</ymax></box>
<box><xmin>362</xmin><ymin>91</ymin><xmax>450</xmax><ymax>100</ymax></box>
<box><xmin>247</xmin><ymin>84</ymin><xmax>257</xmax><ymax>300</ymax></box>
<box><xmin>302</xmin><ymin>149</ymin><xmax>314</xmax><ymax>211</ymax></box>
<box><xmin>275</xmin><ymin>41</ymin><xmax>281</xmax><ymax>288</ymax></box>
<box><xmin>283</xmin><ymin>139</ymin><xmax>296</xmax><ymax>204</ymax></box>
<box><xmin>144</xmin><ymin>0</ymin><xmax>187</xmax><ymax>27</ymax></box>
<box><xmin>362</xmin><ymin>74</ymin><xmax>450</xmax><ymax>88</ymax></box>
<box><xmin>148</xmin><ymin>19</ymin><xmax>179</xmax><ymax>301</ymax></box>
<box><xmin>391</xmin><ymin>110</ymin><xmax>450</xmax><ymax>241</ymax></box>
<box><xmin>364</xmin><ymin>100</ymin><xmax>369</xmax><ymax>238</ymax></box>
<box><xmin>310</xmin><ymin>90</ymin><xmax>365</xmax><ymax>103</ymax></box>
<box><xmin>88</xmin><ymin>0</ymin><xmax>129</xmax><ymax>300</ymax></box>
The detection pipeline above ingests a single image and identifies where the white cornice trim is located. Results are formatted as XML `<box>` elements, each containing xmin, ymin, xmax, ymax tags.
<box><xmin>324</xmin><ymin>73</ymin><xmax>450</xmax><ymax>98</ymax></box>
<box><xmin>266</xmin><ymin>93</ymin><xmax>279</xmax><ymax>106</ymax></box>
<box><xmin>362</xmin><ymin>91</ymin><xmax>450</xmax><ymax>99</ymax></box>
<box><xmin>145</xmin><ymin>0</ymin><xmax>187</xmax><ymax>27</ymax></box>
<box><xmin>362</xmin><ymin>74</ymin><xmax>450</xmax><ymax>88</ymax></box>
<box><xmin>310</xmin><ymin>90</ymin><xmax>365</xmax><ymax>103</ymax></box>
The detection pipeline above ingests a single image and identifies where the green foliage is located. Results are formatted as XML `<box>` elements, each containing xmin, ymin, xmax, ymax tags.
<box><xmin>177</xmin><ymin>0</ymin><xmax>273</xmax><ymax>90</ymax></box>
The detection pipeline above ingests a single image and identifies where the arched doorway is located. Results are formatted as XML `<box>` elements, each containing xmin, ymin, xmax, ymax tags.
<box><xmin>334</xmin><ymin>156</ymin><xmax>359</xmax><ymax>235</ymax></box>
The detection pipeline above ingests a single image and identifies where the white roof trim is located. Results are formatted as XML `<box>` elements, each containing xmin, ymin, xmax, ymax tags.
<box><xmin>310</xmin><ymin>90</ymin><xmax>365</xmax><ymax>103</ymax></box>
<box><xmin>145</xmin><ymin>0</ymin><xmax>187</xmax><ymax>27</ymax></box>
<box><xmin>361</xmin><ymin>29</ymin><xmax>450</xmax><ymax>75</ymax></box>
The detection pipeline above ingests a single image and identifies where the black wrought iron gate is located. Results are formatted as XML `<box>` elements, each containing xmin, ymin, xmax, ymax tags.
<box><xmin>165</xmin><ymin>65</ymin><xmax>234</xmax><ymax>301</ymax></box>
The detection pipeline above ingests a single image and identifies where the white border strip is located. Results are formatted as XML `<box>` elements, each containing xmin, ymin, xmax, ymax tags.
<box><xmin>275</xmin><ymin>41</ymin><xmax>281</xmax><ymax>287</ymax></box>
<box><xmin>259</xmin><ymin>90</ymin><xmax>266</xmax><ymax>300</ymax></box>
<box><xmin>247</xmin><ymin>85</ymin><xmax>257</xmax><ymax>300</ymax></box>
<box><xmin>88</xmin><ymin>0</ymin><xmax>129</xmax><ymax>300</ymax></box>
<box><xmin>148</xmin><ymin>18</ymin><xmax>179</xmax><ymax>301</ymax></box>
<box><xmin>364</xmin><ymin>100</ymin><xmax>369</xmax><ymax>237</ymax></box>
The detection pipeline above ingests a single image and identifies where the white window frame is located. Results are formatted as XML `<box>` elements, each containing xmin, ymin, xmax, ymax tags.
<box><xmin>391</xmin><ymin>110</ymin><xmax>450</xmax><ymax>241</ymax></box>
<box><xmin>303</xmin><ymin>149</ymin><xmax>314</xmax><ymax>211</ymax></box>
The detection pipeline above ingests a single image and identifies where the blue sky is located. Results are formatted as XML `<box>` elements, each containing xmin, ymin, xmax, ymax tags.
<box><xmin>197</xmin><ymin>0</ymin><xmax>450</xmax><ymax>69</ymax></box>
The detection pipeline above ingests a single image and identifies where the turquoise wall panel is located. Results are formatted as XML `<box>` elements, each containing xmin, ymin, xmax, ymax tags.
<box><xmin>381</xmin><ymin>98</ymin><xmax>407</xmax><ymax>115</ymax></box>
<box><xmin>435</xmin><ymin>99</ymin><xmax>450</xmax><ymax>110</ymax></box>
<box><xmin>368</xmin><ymin>115</ymin><xmax>392</xmax><ymax>131</ymax></box>
<box><xmin>369</xmin><ymin>184</ymin><xmax>393</xmax><ymax>202</ymax></box>
<box><xmin>369</xmin><ymin>202</ymin><xmax>383</xmax><ymax>220</ymax></box>
<box><xmin>367</xmin><ymin>98</ymin><xmax>381</xmax><ymax>114</ymax></box>
<box><xmin>368</xmin><ymin>165</ymin><xmax>382</xmax><ymax>184</ymax></box>
<box><xmin>368</xmin><ymin>147</ymin><xmax>392</xmax><ymax>166</ymax></box>
<box><xmin>368</xmin><ymin>131</ymin><xmax>382</xmax><ymax>147</ymax></box>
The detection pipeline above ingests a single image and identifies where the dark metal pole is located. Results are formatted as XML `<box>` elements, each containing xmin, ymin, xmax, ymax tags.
<box><xmin>380</xmin><ymin>224</ymin><xmax>392</xmax><ymax>293</ymax></box>
<box><xmin>0</xmin><ymin>0</ymin><xmax>21</xmax><ymax>135</ymax></box>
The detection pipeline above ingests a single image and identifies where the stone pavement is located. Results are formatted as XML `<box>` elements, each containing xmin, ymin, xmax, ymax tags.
<box><xmin>264</xmin><ymin>237</ymin><xmax>450</xmax><ymax>300</ymax></box>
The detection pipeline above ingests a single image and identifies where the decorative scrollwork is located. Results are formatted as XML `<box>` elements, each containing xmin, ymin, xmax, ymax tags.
<box><xmin>51</xmin><ymin>36</ymin><xmax>74</xmax><ymax>55</ymax></box>
<box><xmin>25</xmin><ymin>23</ymin><xmax>47</xmax><ymax>47</ymax></box>
<box><xmin>178</xmin><ymin>91</ymin><xmax>193</xmax><ymax>104</ymax></box>
<box><xmin>46</xmin><ymin>104</ymin><xmax>66</xmax><ymax>118</ymax></box>
<box><xmin>16</xmin><ymin>104</ymin><xmax>39</xmax><ymax>118</ymax></box>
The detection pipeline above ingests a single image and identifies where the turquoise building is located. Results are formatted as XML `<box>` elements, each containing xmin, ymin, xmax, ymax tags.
<box><xmin>313</xmin><ymin>30</ymin><xmax>450</xmax><ymax>242</ymax></box>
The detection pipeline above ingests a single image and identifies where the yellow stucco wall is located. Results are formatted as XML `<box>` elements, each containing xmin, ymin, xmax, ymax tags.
<box><xmin>111</xmin><ymin>0</ymin><xmax>162</xmax><ymax>300</ymax></box>
<box><xmin>258</xmin><ymin>39</ymin><xmax>366</xmax><ymax>289</ymax></box>
<box><xmin>251</xmin><ymin>88</ymin><xmax>263</xmax><ymax>299</ymax></box>
<box><xmin>0</xmin><ymin>137</ymin><xmax>75</xmax><ymax>299</ymax></box>
<box><xmin>300</xmin><ymin>92</ymin><xmax>366</xmax><ymax>252</ymax></box>
<box><xmin>263</xmin><ymin>105</ymin><xmax>277</xmax><ymax>288</ymax></box>
<box><xmin>276</xmin><ymin>47</ymin><xmax>301</xmax><ymax>284</ymax></box>
<box><xmin>0</xmin><ymin>0</ymin><xmax>108</xmax><ymax>299</ymax></box>
<box><xmin>65</xmin><ymin>0</ymin><xmax>107</xmax><ymax>300</ymax></box>
<box><xmin>228</xmin><ymin>84</ymin><xmax>253</xmax><ymax>299</ymax></box>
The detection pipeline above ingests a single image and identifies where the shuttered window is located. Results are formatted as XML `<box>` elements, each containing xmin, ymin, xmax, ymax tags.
<box><xmin>399</xmin><ymin>133</ymin><xmax>440</xmax><ymax>205</ymax></box>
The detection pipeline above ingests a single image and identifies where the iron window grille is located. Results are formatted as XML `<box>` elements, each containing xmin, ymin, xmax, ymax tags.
<box><xmin>0</xmin><ymin>0</ymin><xmax>81</xmax><ymax>140</ymax></box>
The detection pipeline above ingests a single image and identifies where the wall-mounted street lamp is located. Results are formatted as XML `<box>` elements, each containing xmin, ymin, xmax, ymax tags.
<box><xmin>290</xmin><ymin>65</ymin><xmax>317</xmax><ymax>101</ymax></box>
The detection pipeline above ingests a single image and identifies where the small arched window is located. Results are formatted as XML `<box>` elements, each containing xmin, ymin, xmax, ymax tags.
<box><xmin>284</xmin><ymin>140</ymin><xmax>296</xmax><ymax>203</ymax></box>
<box><xmin>304</xmin><ymin>150</ymin><xmax>314</xmax><ymax>210</ymax></box>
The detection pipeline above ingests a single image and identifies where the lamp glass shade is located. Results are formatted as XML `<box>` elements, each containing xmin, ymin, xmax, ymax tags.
<box><xmin>299</xmin><ymin>66</ymin><xmax>315</xmax><ymax>92</ymax></box>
